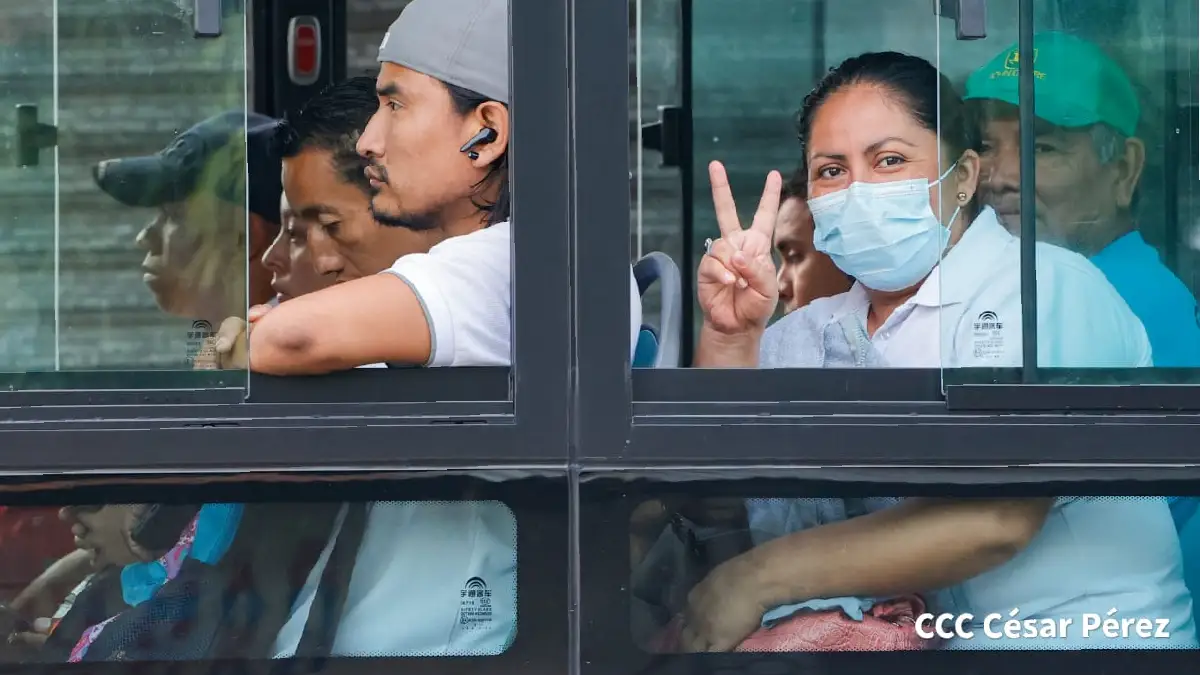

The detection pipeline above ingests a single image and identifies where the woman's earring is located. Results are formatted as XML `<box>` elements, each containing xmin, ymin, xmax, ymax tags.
<box><xmin>957</xmin><ymin>192</ymin><xmax>968</xmax><ymax>203</ymax></box>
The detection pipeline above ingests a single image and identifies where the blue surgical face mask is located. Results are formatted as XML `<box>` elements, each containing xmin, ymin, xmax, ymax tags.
<box><xmin>807</xmin><ymin>163</ymin><xmax>961</xmax><ymax>292</ymax></box>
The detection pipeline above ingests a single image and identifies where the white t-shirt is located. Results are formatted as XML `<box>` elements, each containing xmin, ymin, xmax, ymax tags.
<box><xmin>382</xmin><ymin>220</ymin><xmax>642</xmax><ymax>367</ymax></box>
<box><xmin>272</xmin><ymin>501</ymin><xmax>518</xmax><ymax>657</ymax></box>
<box><xmin>273</xmin><ymin>222</ymin><xmax>643</xmax><ymax>658</ymax></box>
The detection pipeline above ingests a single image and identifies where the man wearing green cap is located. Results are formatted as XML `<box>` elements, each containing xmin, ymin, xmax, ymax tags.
<box><xmin>965</xmin><ymin>31</ymin><xmax>1200</xmax><ymax>368</ymax></box>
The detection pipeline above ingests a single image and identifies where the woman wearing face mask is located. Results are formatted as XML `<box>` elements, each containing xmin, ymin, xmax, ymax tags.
<box><xmin>678</xmin><ymin>52</ymin><xmax>1191</xmax><ymax>653</ymax></box>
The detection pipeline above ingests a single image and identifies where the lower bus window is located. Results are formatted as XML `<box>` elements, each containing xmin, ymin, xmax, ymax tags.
<box><xmin>0</xmin><ymin>485</ymin><xmax>560</xmax><ymax>664</ymax></box>
<box><xmin>622</xmin><ymin>495</ymin><xmax>1198</xmax><ymax>652</ymax></box>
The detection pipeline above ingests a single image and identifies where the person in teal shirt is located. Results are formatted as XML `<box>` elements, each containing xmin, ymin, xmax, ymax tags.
<box><xmin>966</xmin><ymin>31</ymin><xmax>1200</xmax><ymax>633</ymax></box>
<box><xmin>964</xmin><ymin>31</ymin><xmax>1200</xmax><ymax>368</ymax></box>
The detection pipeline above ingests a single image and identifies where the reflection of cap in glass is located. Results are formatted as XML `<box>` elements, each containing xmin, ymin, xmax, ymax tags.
<box><xmin>376</xmin><ymin>0</ymin><xmax>509</xmax><ymax>105</ymax></box>
<box><xmin>964</xmin><ymin>31</ymin><xmax>1140</xmax><ymax>137</ymax></box>
<box><xmin>92</xmin><ymin>111</ymin><xmax>282</xmax><ymax>223</ymax></box>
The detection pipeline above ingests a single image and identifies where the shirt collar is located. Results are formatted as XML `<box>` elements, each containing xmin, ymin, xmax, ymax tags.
<box><xmin>1093</xmin><ymin>230</ymin><xmax>1156</xmax><ymax>264</ymax></box>
<box><xmin>827</xmin><ymin>282</ymin><xmax>871</xmax><ymax>323</ymax></box>
<box><xmin>911</xmin><ymin>206</ymin><xmax>1012</xmax><ymax>307</ymax></box>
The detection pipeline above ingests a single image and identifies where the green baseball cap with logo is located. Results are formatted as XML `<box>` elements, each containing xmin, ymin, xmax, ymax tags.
<box><xmin>964</xmin><ymin>31</ymin><xmax>1140</xmax><ymax>137</ymax></box>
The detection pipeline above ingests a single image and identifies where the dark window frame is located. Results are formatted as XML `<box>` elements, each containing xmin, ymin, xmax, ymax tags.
<box><xmin>0</xmin><ymin>0</ymin><xmax>572</xmax><ymax>471</ymax></box>
<box><xmin>570</xmin><ymin>0</ymin><xmax>1200</xmax><ymax>467</ymax></box>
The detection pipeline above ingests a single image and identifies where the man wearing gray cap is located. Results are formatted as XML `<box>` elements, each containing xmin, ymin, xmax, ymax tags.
<box><xmin>229</xmin><ymin>0</ymin><xmax>642</xmax><ymax>374</ymax></box>
<box><xmin>260</xmin><ymin>0</ymin><xmax>520</xmax><ymax>660</ymax></box>
<box><xmin>242</xmin><ymin>0</ymin><xmax>519</xmax><ymax>373</ymax></box>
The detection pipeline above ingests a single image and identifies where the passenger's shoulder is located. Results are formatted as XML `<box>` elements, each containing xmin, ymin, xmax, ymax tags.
<box><xmin>760</xmin><ymin>293</ymin><xmax>846</xmax><ymax>368</ymax></box>
<box><xmin>765</xmin><ymin>294</ymin><xmax>842</xmax><ymax>339</ymax></box>
<box><xmin>429</xmin><ymin>220</ymin><xmax>512</xmax><ymax>256</ymax></box>
<box><xmin>1032</xmin><ymin>241</ymin><xmax>1111</xmax><ymax>285</ymax></box>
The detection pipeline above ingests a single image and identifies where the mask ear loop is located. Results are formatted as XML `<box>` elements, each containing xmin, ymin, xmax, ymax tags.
<box><xmin>931</xmin><ymin>160</ymin><xmax>960</xmax><ymax>251</ymax></box>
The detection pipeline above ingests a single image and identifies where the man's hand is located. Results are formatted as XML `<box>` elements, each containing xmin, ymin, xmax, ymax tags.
<box><xmin>8</xmin><ymin>617</ymin><xmax>50</xmax><ymax>651</ymax></box>
<box><xmin>677</xmin><ymin>551</ymin><xmax>769</xmax><ymax>652</ymax></box>
<box><xmin>205</xmin><ymin>305</ymin><xmax>272</xmax><ymax>370</ymax></box>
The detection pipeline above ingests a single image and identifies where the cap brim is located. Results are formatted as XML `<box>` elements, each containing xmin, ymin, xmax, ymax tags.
<box><xmin>965</xmin><ymin>83</ymin><xmax>1103</xmax><ymax>130</ymax></box>
<box><xmin>964</xmin><ymin>79</ymin><xmax>1021</xmax><ymax>107</ymax></box>
<box><xmin>93</xmin><ymin>155</ymin><xmax>176</xmax><ymax>208</ymax></box>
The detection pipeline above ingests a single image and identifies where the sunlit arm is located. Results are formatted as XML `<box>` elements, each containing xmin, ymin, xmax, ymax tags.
<box><xmin>743</xmin><ymin>498</ymin><xmax>1054</xmax><ymax>609</ymax></box>
<box><xmin>248</xmin><ymin>274</ymin><xmax>432</xmax><ymax>375</ymax></box>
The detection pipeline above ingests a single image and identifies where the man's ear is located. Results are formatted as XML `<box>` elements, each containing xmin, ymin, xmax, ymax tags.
<box><xmin>1113</xmin><ymin>137</ymin><xmax>1145</xmax><ymax>209</ymax></box>
<box><xmin>468</xmin><ymin>101</ymin><xmax>510</xmax><ymax>168</ymax></box>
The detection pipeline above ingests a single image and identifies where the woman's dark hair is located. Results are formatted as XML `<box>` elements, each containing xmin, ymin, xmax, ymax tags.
<box><xmin>446</xmin><ymin>83</ymin><xmax>510</xmax><ymax>228</ymax></box>
<box><xmin>794</xmin><ymin>52</ymin><xmax>981</xmax><ymax>216</ymax></box>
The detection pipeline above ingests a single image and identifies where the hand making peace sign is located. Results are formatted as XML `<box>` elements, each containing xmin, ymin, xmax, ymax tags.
<box><xmin>697</xmin><ymin>161</ymin><xmax>782</xmax><ymax>335</ymax></box>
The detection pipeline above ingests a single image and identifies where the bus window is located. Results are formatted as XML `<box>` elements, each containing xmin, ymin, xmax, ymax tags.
<box><xmin>0</xmin><ymin>472</ymin><xmax>566</xmax><ymax>667</ymax></box>
<box><xmin>944</xmin><ymin>0</ymin><xmax>1200</xmax><ymax>385</ymax></box>
<box><xmin>0</xmin><ymin>0</ymin><xmax>557</xmax><ymax>408</ymax></box>
<box><xmin>629</xmin><ymin>0</ymin><xmax>1200</xmax><ymax>389</ymax></box>
<box><xmin>581</xmin><ymin>476</ymin><xmax>1200</xmax><ymax>668</ymax></box>
<box><xmin>0</xmin><ymin>1</ymin><xmax>250</xmax><ymax>390</ymax></box>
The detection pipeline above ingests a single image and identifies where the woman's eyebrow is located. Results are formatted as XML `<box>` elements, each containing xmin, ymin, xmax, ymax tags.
<box><xmin>809</xmin><ymin>136</ymin><xmax>918</xmax><ymax>162</ymax></box>
<box><xmin>864</xmin><ymin>136</ymin><xmax>918</xmax><ymax>154</ymax></box>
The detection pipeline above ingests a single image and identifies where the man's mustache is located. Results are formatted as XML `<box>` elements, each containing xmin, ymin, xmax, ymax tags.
<box><xmin>365</xmin><ymin>163</ymin><xmax>389</xmax><ymax>190</ymax></box>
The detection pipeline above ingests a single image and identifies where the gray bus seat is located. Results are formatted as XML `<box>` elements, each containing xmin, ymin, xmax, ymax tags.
<box><xmin>632</xmin><ymin>252</ymin><xmax>682</xmax><ymax>368</ymax></box>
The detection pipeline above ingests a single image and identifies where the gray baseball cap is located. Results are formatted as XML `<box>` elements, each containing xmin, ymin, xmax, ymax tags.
<box><xmin>376</xmin><ymin>0</ymin><xmax>509</xmax><ymax>105</ymax></box>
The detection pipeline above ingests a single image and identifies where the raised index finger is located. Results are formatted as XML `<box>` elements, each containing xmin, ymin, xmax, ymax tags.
<box><xmin>708</xmin><ymin>161</ymin><xmax>743</xmax><ymax>238</ymax></box>
<box><xmin>748</xmin><ymin>170</ymin><xmax>783</xmax><ymax>238</ymax></box>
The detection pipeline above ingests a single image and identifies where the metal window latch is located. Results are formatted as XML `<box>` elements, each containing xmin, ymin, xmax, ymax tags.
<box><xmin>14</xmin><ymin>104</ymin><xmax>58</xmax><ymax>168</ymax></box>
<box><xmin>194</xmin><ymin>0</ymin><xmax>222</xmax><ymax>38</ymax></box>
<box><xmin>934</xmin><ymin>0</ymin><xmax>987</xmax><ymax>40</ymax></box>
<box><xmin>640</xmin><ymin>105</ymin><xmax>684</xmax><ymax>168</ymax></box>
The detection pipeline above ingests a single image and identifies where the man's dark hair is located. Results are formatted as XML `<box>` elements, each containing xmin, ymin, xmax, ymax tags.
<box><xmin>274</xmin><ymin>76</ymin><xmax>378</xmax><ymax>195</ymax></box>
<box><xmin>445</xmin><ymin>82</ymin><xmax>510</xmax><ymax>227</ymax></box>
<box><xmin>780</xmin><ymin>165</ymin><xmax>807</xmax><ymax>202</ymax></box>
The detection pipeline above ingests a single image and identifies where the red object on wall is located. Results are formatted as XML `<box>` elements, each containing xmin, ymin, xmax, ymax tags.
<box><xmin>0</xmin><ymin>507</ymin><xmax>76</xmax><ymax>598</ymax></box>
<box><xmin>293</xmin><ymin>25</ymin><xmax>318</xmax><ymax>77</ymax></box>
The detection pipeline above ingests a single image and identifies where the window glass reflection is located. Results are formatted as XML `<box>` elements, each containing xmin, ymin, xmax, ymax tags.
<box><xmin>3</xmin><ymin>0</ymin><xmax>581</xmax><ymax>388</ymax></box>
<box><xmin>0</xmin><ymin>500</ymin><xmax>518</xmax><ymax>662</ymax></box>
<box><xmin>630</xmin><ymin>496</ymin><xmax>1198</xmax><ymax>652</ymax></box>
<box><xmin>945</xmin><ymin>1</ymin><xmax>1200</xmax><ymax>380</ymax></box>
<box><xmin>0</xmin><ymin>2</ymin><xmax>247</xmax><ymax>382</ymax></box>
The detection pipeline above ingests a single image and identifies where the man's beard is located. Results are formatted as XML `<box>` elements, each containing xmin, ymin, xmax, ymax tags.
<box><xmin>369</xmin><ymin>196</ymin><xmax>440</xmax><ymax>232</ymax></box>
<box><xmin>365</xmin><ymin>163</ymin><xmax>440</xmax><ymax>231</ymax></box>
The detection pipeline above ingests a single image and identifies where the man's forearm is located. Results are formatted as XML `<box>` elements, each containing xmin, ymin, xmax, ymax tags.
<box><xmin>10</xmin><ymin>549</ymin><xmax>93</xmax><ymax>619</ymax></box>
<box><xmin>744</xmin><ymin>498</ymin><xmax>1054</xmax><ymax>609</ymax></box>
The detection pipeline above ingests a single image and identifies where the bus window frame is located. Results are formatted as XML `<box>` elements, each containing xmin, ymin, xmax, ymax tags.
<box><xmin>0</xmin><ymin>0</ymin><xmax>572</xmax><ymax>472</ymax></box>
<box><xmin>569</xmin><ymin>0</ymin><xmax>1200</xmax><ymax>467</ymax></box>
